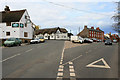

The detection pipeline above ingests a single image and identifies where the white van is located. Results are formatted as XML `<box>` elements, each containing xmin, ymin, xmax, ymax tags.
<box><xmin>71</xmin><ymin>36</ymin><xmax>84</xmax><ymax>43</ymax></box>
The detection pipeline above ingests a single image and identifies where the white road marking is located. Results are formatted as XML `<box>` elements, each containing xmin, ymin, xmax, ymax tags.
<box><xmin>1</xmin><ymin>54</ymin><xmax>21</xmax><ymax>62</ymax></box>
<box><xmin>86</xmin><ymin>58</ymin><xmax>110</xmax><ymax>69</ymax></box>
<box><xmin>25</xmin><ymin>49</ymin><xmax>33</xmax><ymax>53</ymax></box>
<box><xmin>62</xmin><ymin>55</ymin><xmax>82</xmax><ymax>66</ymax></box>
<box><xmin>1</xmin><ymin>48</ymin><xmax>34</xmax><ymax>62</ymax></box>
<box><xmin>69</xmin><ymin>61</ymin><xmax>73</xmax><ymax>65</ymax></box>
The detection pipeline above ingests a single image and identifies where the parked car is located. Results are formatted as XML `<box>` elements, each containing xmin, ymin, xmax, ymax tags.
<box><xmin>39</xmin><ymin>36</ymin><xmax>45</xmax><ymax>43</ymax></box>
<box><xmin>113</xmin><ymin>39</ymin><xmax>117</xmax><ymax>43</ymax></box>
<box><xmin>30</xmin><ymin>38</ymin><xmax>40</xmax><ymax>44</ymax></box>
<box><xmin>71</xmin><ymin>36</ymin><xmax>84</xmax><ymax>44</ymax></box>
<box><xmin>4</xmin><ymin>38</ymin><xmax>22</xmax><ymax>47</ymax></box>
<box><xmin>105</xmin><ymin>39</ymin><xmax>112</xmax><ymax>45</ymax></box>
<box><xmin>92</xmin><ymin>38</ymin><xmax>97</xmax><ymax>42</ymax></box>
<box><xmin>84</xmin><ymin>38</ymin><xmax>93</xmax><ymax>43</ymax></box>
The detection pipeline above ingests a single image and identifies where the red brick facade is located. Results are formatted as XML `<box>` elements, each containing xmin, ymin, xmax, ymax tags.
<box><xmin>77</xmin><ymin>25</ymin><xmax>104</xmax><ymax>41</ymax></box>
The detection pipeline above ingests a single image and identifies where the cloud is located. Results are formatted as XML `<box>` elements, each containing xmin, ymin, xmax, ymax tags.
<box><xmin>0</xmin><ymin>1</ymin><xmax>116</xmax><ymax>35</ymax></box>
<box><xmin>0</xmin><ymin>0</ymin><xmax>119</xmax><ymax>2</ymax></box>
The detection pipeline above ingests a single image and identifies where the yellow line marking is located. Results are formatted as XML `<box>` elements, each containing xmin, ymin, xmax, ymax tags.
<box><xmin>57</xmin><ymin>72</ymin><xmax>63</xmax><ymax>76</ymax></box>
<box><xmin>69</xmin><ymin>61</ymin><xmax>73</xmax><ymax>65</ymax></box>
<box><xmin>69</xmin><ymin>66</ymin><xmax>74</xmax><ymax>69</ymax></box>
<box><xmin>58</xmin><ymin>68</ymin><xmax>63</xmax><ymax>72</ymax></box>
<box><xmin>86</xmin><ymin>58</ymin><xmax>110</xmax><ymax>69</ymax></box>
<box><xmin>70</xmin><ymin>69</ymin><xmax>74</xmax><ymax>72</ymax></box>
<box><xmin>70</xmin><ymin>73</ymin><xmax>75</xmax><ymax>76</ymax></box>
<box><xmin>59</xmin><ymin>65</ymin><xmax>64</xmax><ymax>69</ymax></box>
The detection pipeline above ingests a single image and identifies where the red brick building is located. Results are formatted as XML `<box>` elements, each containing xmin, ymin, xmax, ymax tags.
<box><xmin>108</xmin><ymin>32</ymin><xmax>119</xmax><ymax>42</ymax></box>
<box><xmin>77</xmin><ymin>25</ymin><xmax>104</xmax><ymax>41</ymax></box>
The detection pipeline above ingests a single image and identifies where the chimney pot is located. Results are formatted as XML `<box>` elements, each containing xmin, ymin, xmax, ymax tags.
<box><xmin>4</xmin><ymin>6</ymin><xmax>10</xmax><ymax>12</ymax></box>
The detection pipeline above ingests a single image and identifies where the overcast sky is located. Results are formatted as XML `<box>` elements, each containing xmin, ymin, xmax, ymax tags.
<box><xmin>0</xmin><ymin>0</ymin><xmax>119</xmax><ymax>35</ymax></box>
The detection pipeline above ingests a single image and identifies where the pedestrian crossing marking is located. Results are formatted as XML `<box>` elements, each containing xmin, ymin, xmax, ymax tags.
<box><xmin>86</xmin><ymin>58</ymin><xmax>110</xmax><ymax>69</ymax></box>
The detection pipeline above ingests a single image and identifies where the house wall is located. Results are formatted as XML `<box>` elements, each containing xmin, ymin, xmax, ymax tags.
<box><xmin>36</xmin><ymin>33</ymin><xmax>68</xmax><ymax>40</ymax></box>
<box><xmin>0</xmin><ymin>23</ymin><xmax>20</xmax><ymax>39</ymax></box>
<box><xmin>19</xmin><ymin>11</ymin><xmax>33</xmax><ymax>39</ymax></box>
<box><xmin>0</xmin><ymin>10</ymin><xmax>33</xmax><ymax>42</ymax></box>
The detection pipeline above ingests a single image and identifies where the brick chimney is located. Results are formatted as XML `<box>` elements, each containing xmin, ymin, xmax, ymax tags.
<box><xmin>96</xmin><ymin>27</ymin><xmax>99</xmax><ymax>30</ymax></box>
<box><xmin>91</xmin><ymin>26</ymin><xmax>94</xmax><ymax>29</ymax></box>
<box><xmin>84</xmin><ymin>25</ymin><xmax>87</xmax><ymax>29</ymax></box>
<box><xmin>4</xmin><ymin>6</ymin><xmax>10</xmax><ymax>12</ymax></box>
<box><xmin>109</xmin><ymin>32</ymin><xmax>111</xmax><ymax>35</ymax></box>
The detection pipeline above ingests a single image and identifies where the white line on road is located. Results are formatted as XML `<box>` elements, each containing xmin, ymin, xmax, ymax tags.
<box><xmin>62</xmin><ymin>55</ymin><xmax>82</xmax><ymax>66</ymax></box>
<box><xmin>1</xmin><ymin>54</ymin><xmax>21</xmax><ymax>62</ymax></box>
<box><xmin>1</xmin><ymin>48</ymin><xmax>33</xmax><ymax>62</ymax></box>
<box><xmin>25</xmin><ymin>49</ymin><xmax>33</xmax><ymax>53</ymax></box>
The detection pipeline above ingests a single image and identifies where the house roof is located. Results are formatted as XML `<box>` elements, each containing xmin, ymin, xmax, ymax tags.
<box><xmin>0</xmin><ymin>9</ymin><xmax>26</xmax><ymax>23</ymax></box>
<box><xmin>35</xmin><ymin>27</ymin><xmax>68</xmax><ymax>35</ymax></box>
<box><xmin>87</xmin><ymin>28</ymin><xmax>103</xmax><ymax>32</ymax></box>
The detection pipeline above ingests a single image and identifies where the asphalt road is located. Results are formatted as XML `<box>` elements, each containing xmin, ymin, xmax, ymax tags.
<box><xmin>1</xmin><ymin>40</ymin><xmax>118</xmax><ymax>79</ymax></box>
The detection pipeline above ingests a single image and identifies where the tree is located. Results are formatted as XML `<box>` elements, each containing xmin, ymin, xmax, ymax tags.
<box><xmin>112</xmin><ymin>2</ymin><xmax>120</xmax><ymax>33</ymax></box>
<box><xmin>35</xmin><ymin>25</ymin><xmax>40</xmax><ymax>30</ymax></box>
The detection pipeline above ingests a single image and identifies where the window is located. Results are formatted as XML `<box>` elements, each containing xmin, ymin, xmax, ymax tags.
<box><xmin>20</xmin><ymin>23</ymin><xmax>24</xmax><ymax>28</ymax></box>
<box><xmin>6</xmin><ymin>32</ymin><xmax>10</xmax><ymax>36</ymax></box>
<box><xmin>51</xmin><ymin>36</ymin><xmax>53</xmax><ymax>38</ymax></box>
<box><xmin>64</xmin><ymin>36</ymin><xmax>66</xmax><ymax>38</ymax></box>
<box><xmin>45</xmin><ymin>36</ymin><xmax>47</xmax><ymax>38</ymax></box>
<box><xmin>25</xmin><ymin>23</ymin><xmax>27</xmax><ymax>27</ymax></box>
<box><xmin>57</xmin><ymin>35</ymin><xmax>59</xmax><ymax>38</ymax></box>
<box><xmin>25</xmin><ymin>15</ymin><xmax>27</xmax><ymax>19</ymax></box>
<box><xmin>12</xmin><ymin>23</ymin><xmax>19</xmax><ymax>27</ymax></box>
<box><xmin>6</xmin><ymin>22</ymin><xmax>11</xmax><ymax>26</ymax></box>
<box><xmin>24</xmin><ymin>32</ymin><xmax>28</xmax><ymax>37</ymax></box>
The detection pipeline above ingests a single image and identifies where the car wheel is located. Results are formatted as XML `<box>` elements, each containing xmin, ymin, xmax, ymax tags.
<box><xmin>19</xmin><ymin>43</ymin><xmax>21</xmax><ymax>46</ymax></box>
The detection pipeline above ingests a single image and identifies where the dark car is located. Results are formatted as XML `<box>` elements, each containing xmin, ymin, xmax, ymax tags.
<box><xmin>105</xmin><ymin>39</ymin><xmax>112</xmax><ymax>45</ymax></box>
<box><xmin>92</xmin><ymin>38</ymin><xmax>97</xmax><ymax>42</ymax></box>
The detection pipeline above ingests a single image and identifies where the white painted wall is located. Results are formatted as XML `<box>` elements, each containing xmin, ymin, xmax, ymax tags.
<box><xmin>36</xmin><ymin>33</ymin><xmax>68</xmax><ymax>40</ymax></box>
<box><xmin>0</xmin><ymin>10</ymin><xmax>34</xmax><ymax>40</ymax></box>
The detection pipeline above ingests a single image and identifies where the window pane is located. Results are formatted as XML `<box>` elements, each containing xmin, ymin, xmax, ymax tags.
<box><xmin>20</xmin><ymin>23</ymin><xmax>24</xmax><ymax>28</ymax></box>
<box><xmin>6</xmin><ymin>32</ymin><xmax>10</xmax><ymax>36</ymax></box>
<box><xmin>12</xmin><ymin>23</ymin><xmax>19</xmax><ymax>27</ymax></box>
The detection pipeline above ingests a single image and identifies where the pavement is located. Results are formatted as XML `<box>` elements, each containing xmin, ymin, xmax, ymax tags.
<box><xmin>1</xmin><ymin>40</ymin><xmax>119</xmax><ymax>79</ymax></box>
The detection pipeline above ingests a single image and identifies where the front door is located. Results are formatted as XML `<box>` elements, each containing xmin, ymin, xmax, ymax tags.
<box><xmin>48</xmin><ymin>36</ymin><xmax>50</xmax><ymax>40</ymax></box>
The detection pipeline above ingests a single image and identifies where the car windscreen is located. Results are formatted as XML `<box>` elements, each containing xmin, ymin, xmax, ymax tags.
<box><xmin>106</xmin><ymin>39</ymin><xmax>111</xmax><ymax>42</ymax></box>
<box><xmin>7</xmin><ymin>38</ymin><xmax>15</xmax><ymax>41</ymax></box>
<box><xmin>35</xmin><ymin>38</ymin><xmax>39</xmax><ymax>40</ymax></box>
<box><xmin>39</xmin><ymin>37</ymin><xmax>44</xmax><ymax>39</ymax></box>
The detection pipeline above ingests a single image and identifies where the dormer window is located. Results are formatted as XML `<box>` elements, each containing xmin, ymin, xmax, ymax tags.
<box><xmin>25</xmin><ymin>15</ymin><xmax>27</xmax><ymax>19</ymax></box>
<box><xmin>20</xmin><ymin>23</ymin><xmax>24</xmax><ymax>28</ymax></box>
<box><xmin>12</xmin><ymin>23</ymin><xmax>19</xmax><ymax>27</ymax></box>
